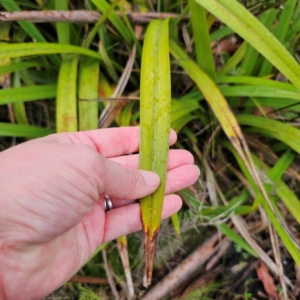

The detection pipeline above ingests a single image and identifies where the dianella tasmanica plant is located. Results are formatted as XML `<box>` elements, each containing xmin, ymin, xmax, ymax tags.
<box><xmin>139</xmin><ymin>19</ymin><xmax>171</xmax><ymax>288</ymax></box>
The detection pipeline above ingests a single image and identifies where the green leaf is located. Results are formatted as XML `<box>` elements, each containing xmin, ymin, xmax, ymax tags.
<box><xmin>170</xmin><ymin>99</ymin><xmax>200</xmax><ymax>132</ymax></box>
<box><xmin>55</xmin><ymin>0</ymin><xmax>70</xmax><ymax>45</ymax></box>
<box><xmin>225</xmin><ymin>143</ymin><xmax>300</xmax><ymax>266</ymax></box>
<box><xmin>190</xmin><ymin>0</ymin><xmax>215</xmax><ymax>80</ymax></box>
<box><xmin>0</xmin><ymin>61</ymin><xmax>43</xmax><ymax>77</ymax></box>
<box><xmin>171</xmin><ymin>99</ymin><xmax>200</xmax><ymax>123</ymax></box>
<box><xmin>0</xmin><ymin>122</ymin><xmax>54</xmax><ymax>138</ymax></box>
<box><xmin>195</xmin><ymin>0</ymin><xmax>300</xmax><ymax>87</ymax></box>
<box><xmin>115</xmin><ymin>102</ymin><xmax>135</xmax><ymax>127</ymax></box>
<box><xmin>239</xmin><ymin>9</ymin><xmax>277</xmax><ymax>76</ymax></box>
<box><xmin>1</xmin><ymin>1</ymin><xmax>46</xmax><ymax>42</ymax></box>
<box><xmin>91</xmin><ymin>0</ymin><xmax>133</xmax><ymax>46</ymax></box>
<box><xmin>0</xmin><ymin>43</ymin><xmax>102</xmax><ymax>60</ymax></box>
<box><xmin>85</xmin><ymin>1</ymin><xmax>118</xmax><ymax>49</ymax></box>
<box><xmin>12</xmin><ymin>68</ymin><xmax>29</xmax><ymax>125</ymax></box>
<box><xmin>217</xmin><ymin>42</ymin><xmax>246</xmax><ymax>76</ymax></box>
<box><xmin>139</xmin><ymin>19</ymin><xmax>171</xmax><ymax>287</ymax></box>
<box><xmin>171</xmin><ymin>212</ymin><xmax>181</xmax><ymax>236</ymax></box>
<box><xmin>210</xmin><ymin>26</ymin><xmax>233</xmax><ymax>42</ymax></box>
<box><xmin>259</xmin><ymin>0</ymin><xmax>297</xmax><ymax>76</ymax></box>
<box><xmin>99</xmin><ymin>41</ymin><xmax>118</xmax><ymax>83</ymax></box>
<box><xmin>78</xmin><ymin>58</ymin><xmax>100</xmax><ymax>131</ymax></box>
<box><xmin>276</xmin><ymin>180</ymin><xmax>300</xmax><ymax>224</ymax></box>
<box><xmin>237</xmin><ymin>115</ymin><xmax>300</xmax><ymax>154</ymax></box>
<box><xmin>170</xmin><ymin>40</ymin><xmax>241</xmax><ymax>145</ymax></box>
<box><xmin>56</xmin><ymin>55</ymin><xmax>79</xmax><ymax>132</ymax></box>
<box><xmin>219</xmin><ymin>85</ymin><xmax>300</xmax><ymax>101</ymax></box>
<box><xmin>1</xmin><ymin>0</ymin><xmax>60</xmax><ymax>66</ymax></box>
<box><xmin>220</xmin><ymin>224</ymin><xmax>257</xmax><ymax>257</ymax></box>
<box><xmin>172</xmin><ymin>115</ymin><xmax>197</xmax><ymax>133</ymax></box>
<box><xmin>217</xmin><ymin>76</ymin><xmax>300</xmax><ymax>92</ymax></box>
<box><xmin>0</xmin><ymin>85</ymin><xmax>57</xmax><ymax>105</ymax></box>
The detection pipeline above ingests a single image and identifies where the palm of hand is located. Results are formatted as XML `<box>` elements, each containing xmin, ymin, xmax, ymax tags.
<box><xmin>0</xmin><ymin>128</ymin><xmax>199</xmax><ymax>300</ymax></box>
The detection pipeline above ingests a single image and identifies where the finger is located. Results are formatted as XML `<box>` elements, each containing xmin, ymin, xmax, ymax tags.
<box><xmin>109</xmin><ymin>149</ymin><xmax>194</xmax><ymax>171</ymax></box>
<box><xmin>101</xmin><ymin>158</ymin><xmax>160</xmax><ymax>199</ymax></box>
<box><xmin>102</xmin><ymin>194</ymin><xmax>182</xmax><ymax>242</ymax></box>
<box><xmin>110</xmin><ymin>164</ymin><xmax>200</xmax><ymax>208</ymax></box>
<box><xmin>42</xmin><ymin>127</ymin><xmax>177</xmax><ymax>158</ymax></box>
<box><xmin>165</xmin><ymin>164</ymin><xmax>200</xmax><ymax>194</ymax></box>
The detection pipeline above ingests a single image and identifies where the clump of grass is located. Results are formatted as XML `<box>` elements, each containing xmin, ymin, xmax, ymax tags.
<box><xmin>1</xmin><ymin>0</ymin><xmax>300</xmax><ymax>298</ymax></box>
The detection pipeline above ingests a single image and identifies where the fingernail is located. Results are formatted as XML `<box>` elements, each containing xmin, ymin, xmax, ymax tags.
<box><xmin>195</xmin><ymin>165</ymin><xmax>201</xmax><ymax>176</ymax></box>
<box><xmin>140</xmin><ymin>170</ymin><xmax>160</xmax><ymax>187</ymax></box>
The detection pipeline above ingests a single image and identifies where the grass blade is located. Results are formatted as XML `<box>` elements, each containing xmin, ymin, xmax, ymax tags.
<box><xmin>0</xmin><ymin>85</ymin><xmax>57</xmax><ymax>105</ymax></box>
<box><xmin>259</xmin><ymin>0</ymin><xmax>297</xmax><ymax>76</ymax></box>
<box><xmin>91</xmin><ymin>0</ymin><xmax>133</xmax><ymax>46</ymax></box>
<box><xmin>99</xmin><ymin>41</ymin><xmax>118</xmax><ymax>83</ymax></box>
<box><xmin>116</xmin><ymin>236</ymin><xmax>134</xmax><ymax>299</ymax></box>
<box><xmin>78</xmin><ymin>58</ymin><xmax>100</xmax><ymax>131</ymax></box>
<box><xmin>171</xmin><ymin>212</ymin><xmax>181</xmax><ymax>236</ymax></box>
<box><xmin>195</xmin><ymin>0</ymin><xmax>300</xmax><ymax>87</ymax></box>
<box><xmin>217</xmin><ymin>42</ymin><xmax>246</xmax><ymax>76</ymax></box>
<box><xmin>237</xmin><ymin>115</ymin><xmax>300</xmax><ymax>154</ymax></box>
<box><xmin>239</xmin><ymin>9</ymin><xmax>277</xmax><ymax>76</ymax></box>
<box><xmin>12</xmin><ymin>68</ymin><xmax>29</xmax><ymax>125</ymax></box>
<box><xmin>225</xmin><ymin>142</ymin><xmax>300</xmax><ymax>266</ymax></box>
<box><xmin>170</xmin><ymin>40</ymin><xmax>240</xmax><ymax>144</ymax></box>
<box><xmin>84</xmin><ymin>1</ymin><xmax>118</xmax><ymax>49</ymax></box>
<box><xmin>190</xmin><ymin>0</ymin><xmax>215</xmax><ymax>80</ymax></box>
<box><xmin>0</xmin><ymin>122</ymin><xmax>54</xmax><ymax>137</ymax></box>
<box><xmin>170</xmin><ymin>40</ymin><xmax>300</xmax><ymax>263</ymax></box>
<box><xmin>1</xmin><ymin>0</ymin><xmax>60</xmax><ymax>66</ymax></box>
<box><xmin>0</xmin><ymin>43</ymin><xmax>102</xmax><ymax>60</ymax></box>
<box><xmin>56</xmin><ymin>55</ymin><xmax>79</xmax><ymax>132</ymax></box>
<box><xmin>1</xmin><ymin>1</ymin><xmax>46</xmax><ymax>42</ymax></box>
<box><xmin>0</xmin><ymin>61</ymin><xmax>43</xmax><ymax>77</ymax></box>
<box><xmin>55</xmin><ymin>0</ymin><xmax>70</xmax><ymax>45</ymax></box>
<box><xmin>139</xmin><ymin>19</ymin><xmax>171</xmax><ymax>287</ymax></box>
<box><xmin>115</xmin><ymin>102</ymin><xmax>135</xmax><ymax>127</ymax></box>
<box><xmin>217</xmin><ymin>76</ymin><xmax>300</xmax><ymax>92</ymax></box>
<box><xmin>220</xmin><ymin>223</ymin><xmax>257</xmax><ymax>257</ymax></box>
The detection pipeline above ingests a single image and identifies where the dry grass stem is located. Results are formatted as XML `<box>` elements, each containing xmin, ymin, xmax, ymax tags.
<box><xmin>68</xmin><ymin>275</ymin><xmax>109</xmax><ymax>285</ymax></box>
<box><xmin>0</xmin><ymin>11</ymin><xmax>188</xmax><ymax>24</ymax></box>
<box><xmin>142</xmin><ymin>233</ymin><xmax>220</xmax><ymax>300</ymax></box>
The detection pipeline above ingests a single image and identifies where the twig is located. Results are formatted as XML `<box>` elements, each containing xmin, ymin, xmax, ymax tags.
<box><xmin>79</xmin><ymin>96</ymin><xmax>140</xmax><ymax>102</ymax></box>
<box><xmin>0</xmin><ymin>11</ymin><xmax>189</xmax><ymax>24</ymax></box>
<box><xmin>68</xmin><ymin>275</ymin><xmax>109</xmax><ymax>285</ymax></box>
<box><xmin>142</xmin><ymin>233</ymin><xmax>220</xmax><ymax>300</ymax></box>
<box><xmin>102</xmin><ymin>248</ymin><xmax>120</xmax><ymax>300</ymax></box>
<box><xmin>99</xmin><ymin>43</ymin><xmax>137</xmax><ymax>128</ymax></box>
<box><xmin>117</xmin><ymin>236</ymin><xmax>135</xmax><ymax>299</ymax></box>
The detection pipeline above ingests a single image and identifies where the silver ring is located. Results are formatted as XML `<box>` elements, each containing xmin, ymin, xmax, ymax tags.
<box><xmin>104</xmin><ymin>195</ymin><xmax>114</xmax><ymax>212</ymax></box>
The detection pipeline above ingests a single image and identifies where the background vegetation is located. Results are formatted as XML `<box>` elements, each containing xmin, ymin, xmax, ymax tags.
<box><xmin>1</xmin><ymin>0</ymin><xmax>300</xmax><ymax>299</ymax></box>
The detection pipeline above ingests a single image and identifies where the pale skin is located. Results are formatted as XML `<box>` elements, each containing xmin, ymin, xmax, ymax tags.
<box><xmin>0</xmin><ymin>127</ymin><xmax>199</xmax><ymax>300</ymax></box>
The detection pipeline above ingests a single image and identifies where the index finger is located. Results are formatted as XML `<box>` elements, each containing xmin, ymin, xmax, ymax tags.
<box><xmin>42</xmin><ymin>127</ymin><xmax>177</xmax><ymax>158</ymax></box>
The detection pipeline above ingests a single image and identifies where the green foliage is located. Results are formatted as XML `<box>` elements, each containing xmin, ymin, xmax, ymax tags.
<box><xmin>139</xmin><ymin>19</ymin><xmax>171</xmax><ymax>287</ymax></box>
<box><xmin>77</xmin><ymin>285</ymin><xmax>101</xmax><ymax>300</ymax></box>
<box><xmin>1</xmin><ymin>0</ymin><xmax>300</xmax><ymax>298</ymax></box>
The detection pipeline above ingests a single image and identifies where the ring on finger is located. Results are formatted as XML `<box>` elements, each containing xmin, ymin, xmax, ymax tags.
<box><xmin>104</xmin><ymin>195</ymin><xmax>114</xmax><ymax>212</ymax></box>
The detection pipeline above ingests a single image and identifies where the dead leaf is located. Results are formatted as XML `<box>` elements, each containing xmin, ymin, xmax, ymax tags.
<box><xmin>295</xmin><ymin>263</ymin><xmax>300</xmax><ymax>285</ymax></box>
<box><xmin>257</xmin><ymin>262</ymin><xmax>278</xmax><ymax>298</ymax></box>
<box><xmin>211</xmin><ymin>36</ymin><xmax>239</xmax><ymax>55</ymax></box>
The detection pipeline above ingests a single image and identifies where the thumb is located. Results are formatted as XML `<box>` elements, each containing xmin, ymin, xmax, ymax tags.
<box><xmin>99</xmin><ymin>158</ymin><xmax>160</xmax><ymax>199</ymax></box>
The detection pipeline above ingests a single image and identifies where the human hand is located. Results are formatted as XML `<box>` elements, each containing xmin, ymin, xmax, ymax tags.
<box><xmin>0</xmin><ymin>127</ymin><xmax>199</xmax><ymax>300</ymax></box>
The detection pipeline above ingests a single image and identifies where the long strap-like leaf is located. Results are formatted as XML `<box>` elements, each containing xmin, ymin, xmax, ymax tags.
<box><xmin>139</xmin><ymin>19</ymin><xmax>171</xmax><ymax>287</ymax></box>
<box><xmin>56</xmin><ymin>55</ymin><xmax>79</xmax><ymax>132</ymax></box>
